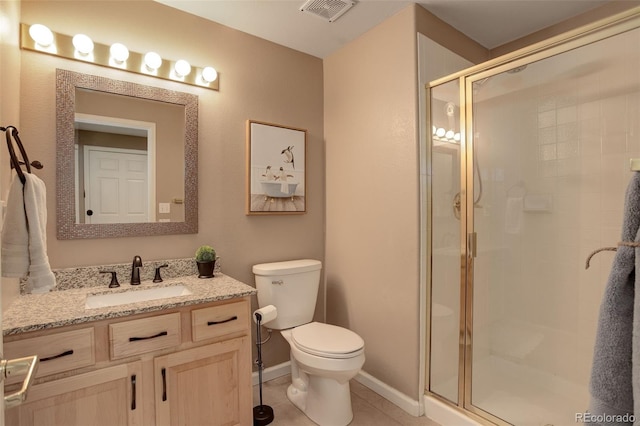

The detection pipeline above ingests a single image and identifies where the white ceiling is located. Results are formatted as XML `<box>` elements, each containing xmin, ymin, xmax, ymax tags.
<box><xmin>155</xmin><ymin>0</ymin><xmax>612</xmax><ymax>58</ymax></box>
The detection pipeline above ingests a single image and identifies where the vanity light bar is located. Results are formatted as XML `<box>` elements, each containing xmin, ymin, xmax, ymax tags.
<box><xmin>20</xmin><ymin>23</ymin><xmax>219</xmax><ymax>91</ymax></box>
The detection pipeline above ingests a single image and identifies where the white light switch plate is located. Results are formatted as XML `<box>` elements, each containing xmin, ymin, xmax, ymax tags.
<box><xmin>159</xmin><ymin>203</ymin><xmax>170</xmax><ymax>214</ymax></box>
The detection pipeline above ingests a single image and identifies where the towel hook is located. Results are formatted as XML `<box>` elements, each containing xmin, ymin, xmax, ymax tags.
<box><xmin>1</xmin><ymin>126</ymin><xmax>43</xmax><ymax>185</ymax></box>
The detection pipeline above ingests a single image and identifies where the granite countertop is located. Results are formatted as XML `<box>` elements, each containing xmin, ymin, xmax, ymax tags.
<box><xmin>3</xmin><ymin>274</ymin><xmax>257</xmax><ymax>336</ymax></box>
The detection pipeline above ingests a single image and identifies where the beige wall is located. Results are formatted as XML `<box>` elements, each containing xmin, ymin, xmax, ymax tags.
<box><xmin>0</xmin><ymin>0</ymin><xmax>22</xmax><ymax>311</ymax></box>
<box><xmin>18</xmin><ymin>0</ymin><xmax>324</xmax><ymax>368</ymax></box>
<box><xmin>323</xmin><ymin>2</ymin><xmax>489</xmax><ymax>400</ymax></box>
<box><xmin>416</xmin><ymin>5</ymin><xmax>490</xmax><ymax>65</ymax></box>
<box><xmin>324</xmin><ymin>4</ymin><xmax>422</xmax><ymax>397</ymax></box>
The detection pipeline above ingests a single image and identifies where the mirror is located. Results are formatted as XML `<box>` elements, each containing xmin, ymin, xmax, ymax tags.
<box><xmin>56</xmin><ymin>69</ymin><xmax>198</xmax><ymax>239</ymax></box>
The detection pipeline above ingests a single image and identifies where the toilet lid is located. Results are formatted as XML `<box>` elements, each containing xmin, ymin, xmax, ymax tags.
<box><xmin>292</xmin><ymin>322</ymin><xmax>364</xmax><ymax>359</ymax></box>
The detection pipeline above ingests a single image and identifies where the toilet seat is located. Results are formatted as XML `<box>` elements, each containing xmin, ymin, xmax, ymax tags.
<box><xmin>292</xmin><ymin>322</ymin><xmax>364</xmax><ymax>359</ymax></box>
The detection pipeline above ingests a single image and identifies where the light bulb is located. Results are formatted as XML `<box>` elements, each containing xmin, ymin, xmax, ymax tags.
<box><xmin>110</xmin><ymin>43</ymin><xmax>129</xmax><ymax>63</ymax></box>
<box><xmin>72</xmin><ymin>34</ymin><xmax>94</xmax><ymax>55</ymax></box>
<box><xmin>202</xmin><ymin>67</ymin><xmax>218</xmax><ymax>83</ymax></box>
<box><xmin>29</xmin><ymin>24</ymin><xmax>54</xmax><ymax>47</ymax></box>
<box><xmin>454</xmin><ymin>133</ymin><xmax>461</xmax><ymax>142</ymax></box>
<box><xmin>174</xmin><ymin>59</ymin><xmax>192</xmax><ymax>77</ymax></box>
<box><xmin>445</xmin><ymin>130</ymin><xmax>454</xmax><ymax>139</ymax></box>
<box><xmin>436</xmin><ymin>128</ymin><xmax>446</xmax><ymax>137</ymax></box>
<box><xmin>144</xmin><ymin>52</ymin><xmax>162</xmax><ymax>71</ymax></box>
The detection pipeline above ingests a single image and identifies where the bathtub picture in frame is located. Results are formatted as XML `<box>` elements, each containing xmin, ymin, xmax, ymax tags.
<box><xmin>246</xmin><ymin>120</ymin><xmax>307</xmax><ymax>215</ymax></box>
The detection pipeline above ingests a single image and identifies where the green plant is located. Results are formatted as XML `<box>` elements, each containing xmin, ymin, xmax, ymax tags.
<box><xmin>195</xmin><ymin>245</ymin><xmax>216</xmax><ymax>262</ymax></box>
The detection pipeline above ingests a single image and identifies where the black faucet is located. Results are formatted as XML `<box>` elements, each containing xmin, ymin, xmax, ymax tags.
<box><xmin>131</xmin><ymin>255</ymin><xmax>143</xmax><ymax>285</ymax></box>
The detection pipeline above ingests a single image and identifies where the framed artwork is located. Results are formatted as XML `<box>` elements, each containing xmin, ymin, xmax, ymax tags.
<box><xmin>246</xmin><ymin>120</ymin><xmax>307</xmax><ymax>215</ymax></box>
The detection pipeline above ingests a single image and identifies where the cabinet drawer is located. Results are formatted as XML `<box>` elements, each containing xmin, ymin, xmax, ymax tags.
<box><xmin>110</xmin><ymin>313</ymin><xmax>181</xmax><ymax>360</ymax></box>
<box><xmin>4</xmin><ymin>328</ymin><xmax>95</xmax><ymax>383</ymax></box>
<box><xmin>192</xmin><ymin>301</ymin><xmax>249</xmax><ymax>342</ymax></box>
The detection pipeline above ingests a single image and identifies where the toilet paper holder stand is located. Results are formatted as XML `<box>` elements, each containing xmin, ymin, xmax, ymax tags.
<box><xmin>253</xmin><ymin>310</ymin><xmax>275</xmax><ymax>426</ymax></box>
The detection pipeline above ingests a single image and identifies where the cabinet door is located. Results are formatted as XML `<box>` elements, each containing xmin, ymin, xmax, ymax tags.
<box><xmin>154</xmin><ymin>337</ymin><xmax>251</xmax><ymax>426</ymax></box>
<box><xmin>6</xmin><ymin>361</ymin><xmax>143</xmax><ymax>426</ymax></box>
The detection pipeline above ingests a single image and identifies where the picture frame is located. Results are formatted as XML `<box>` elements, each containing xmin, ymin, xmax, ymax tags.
<box><xmin>246</xmin><ymin>120</ymin><xmax>307</xmax><ymax>215</ymax></box>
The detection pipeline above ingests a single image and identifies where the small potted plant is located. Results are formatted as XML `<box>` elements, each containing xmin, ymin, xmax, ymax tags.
<box><xmin>195</xmin><ymin>245</ymin><xmax>216</xmax><ymax>278</ymax></box>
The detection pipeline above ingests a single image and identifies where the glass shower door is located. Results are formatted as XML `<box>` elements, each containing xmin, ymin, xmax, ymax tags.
<box><xmin>427</xmin><ymin>9</ymin><xmax>640</xmax><ymax>426</ymax></box>
<box><xmin>467</xmin><ymin>25</ymin><xmax>640</xmax><ymax>425</ymax></box>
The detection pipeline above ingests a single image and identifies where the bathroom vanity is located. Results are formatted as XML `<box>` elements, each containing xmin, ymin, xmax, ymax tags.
<box><xmin>2</xmin><ymin>274</ymin><xmax>256</xmax><ymax>425</ymax></box>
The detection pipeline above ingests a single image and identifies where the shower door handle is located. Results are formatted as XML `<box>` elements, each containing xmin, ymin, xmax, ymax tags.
<box><xmin>467</xmin><ymin>232</ymin><xmax>477</xmax><ymax>258</ymax></box>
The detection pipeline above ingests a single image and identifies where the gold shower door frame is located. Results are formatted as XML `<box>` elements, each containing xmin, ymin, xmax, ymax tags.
<box><xmin>425</xmin><ymin>6</ymin><xmax>640</xmax><ymax>425</ymax></box>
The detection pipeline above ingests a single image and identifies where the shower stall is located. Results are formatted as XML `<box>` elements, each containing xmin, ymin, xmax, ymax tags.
<box><xmin>426</xmin><ymin>7</ymin><xmax>640</xmax><ymax>426</ymax></box>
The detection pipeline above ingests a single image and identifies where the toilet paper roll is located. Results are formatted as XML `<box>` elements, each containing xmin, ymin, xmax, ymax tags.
<box><xmin>254</xmin><ymin>305</ymin><xmax>277</xmax><ymax>325</ymax></box>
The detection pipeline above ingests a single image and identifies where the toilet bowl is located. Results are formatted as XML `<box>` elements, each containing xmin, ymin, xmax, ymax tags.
<box><xmin>281</xmin><ymin>322</ymin><xmax>365</xmax><ymax>426</ymax></box>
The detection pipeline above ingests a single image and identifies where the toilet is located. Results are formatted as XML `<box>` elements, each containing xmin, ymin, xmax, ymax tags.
<box><xmin>253</xmin><ymin>259</ymin><xmax>365</xmax><ymax>426</ymax></box>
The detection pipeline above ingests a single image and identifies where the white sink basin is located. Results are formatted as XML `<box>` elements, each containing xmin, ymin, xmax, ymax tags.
<box><xmin>85</xmin><ymin>285</ymin><xmax>192</xmax><ymax>309</ymax></box>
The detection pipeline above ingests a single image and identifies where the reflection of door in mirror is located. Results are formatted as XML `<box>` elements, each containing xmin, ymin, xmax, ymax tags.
<box><xmin>74</xmin><ymin>88</ymin><xmax>185</xmax><ymax>224</ymax></box>
<box><xmin>84</xmin><ymin>146</ymin><xmax>150</xmax><ymax>224</ymax></box>
<box><xmin>74</xmin><ymin>114</ymin><xmax>156</xmax><ymax>224</ymax></box>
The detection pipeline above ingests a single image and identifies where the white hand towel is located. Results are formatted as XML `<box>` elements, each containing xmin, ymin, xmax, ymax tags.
<box><xmin>1</xmin><ymin>175</ymin><xmax>29</xmax><ymax>276</ymax></box>
<box><xmin>1</xmin><ymin>173</ymin><xmax>56</xmax><ymax>293</ymax></box>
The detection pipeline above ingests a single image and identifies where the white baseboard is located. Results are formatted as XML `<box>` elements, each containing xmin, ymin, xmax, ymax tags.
<box><xmin>252</xmin><ymin>361</ymin><xmax>291</xmax><ymax>386</ymax></box>
<box><xmin>355</xmin><ymin>370</ymin><xmax>423</xmax><ymax>417</ymax></box>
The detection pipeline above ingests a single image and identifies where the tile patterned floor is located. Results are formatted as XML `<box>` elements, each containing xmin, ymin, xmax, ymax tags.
<box><xmin>253</xmin><ymin>375</ymin><xmax>441</xmax><ymax>426</ymax></box>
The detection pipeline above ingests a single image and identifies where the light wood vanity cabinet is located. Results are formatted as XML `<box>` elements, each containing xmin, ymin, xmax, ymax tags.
<box><xmin>154</xmin><ymin>337</ymin><xmax>251</xmax><ymax>426</ymax></box>
<box><xmin>5</xmin><ymin>362</ymin><xmax>144</xmax><ymax>426</ymax></box>
<box><xmin>5</xmin><ymin>297</ymin><xmax>252</xmax><ymax>426</ymax></box>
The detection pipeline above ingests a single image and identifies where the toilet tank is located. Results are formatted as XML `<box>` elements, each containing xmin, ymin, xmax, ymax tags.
<box><xmin>253</xmin><ymin>259</ymin><xmax>322</xmax><ymax>330</ymax></box>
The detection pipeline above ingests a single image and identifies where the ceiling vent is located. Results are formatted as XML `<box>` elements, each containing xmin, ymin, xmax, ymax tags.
<box><xmin>300</xmin><ymin>0</ymin><xmax>356</xmax><ymax>23</ymax></box>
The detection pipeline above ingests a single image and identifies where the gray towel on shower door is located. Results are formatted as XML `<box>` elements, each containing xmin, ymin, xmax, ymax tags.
<box><xmin>588</xmin><ymin>172</ymin><xmax>640</xmax><ymax>425</ymax></box>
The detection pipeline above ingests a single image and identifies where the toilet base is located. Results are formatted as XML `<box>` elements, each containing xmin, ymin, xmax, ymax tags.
<box><xmin>287</xmin><ymin>375</ymin><xmax>353</xmax><ymax>426</ymax></box>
